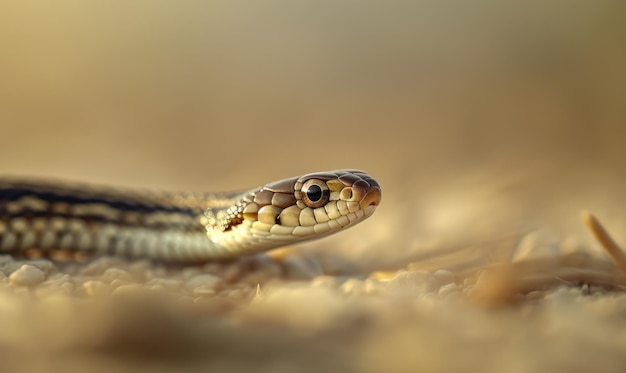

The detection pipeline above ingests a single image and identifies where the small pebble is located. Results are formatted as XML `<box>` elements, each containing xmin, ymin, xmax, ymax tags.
<box><xmin>83</xmin><ymin>280</ymin><xmax>110</xmax><ymax>297</ymax></box>
<box><xmin>364</xmin><ymin>279</ymin><xmax>385</xmax><ymax>295</ymax></box>
<box><xmin>311</xmin><ymin>276</ymin><xmax>340</xmax><ymax>289</ymax></box>
<box><xmin>80</xmin><ymin>257</ymin><xmax>126</xmax><ymax>276</ymax></box>
<box><xmin>387</xmin><ymin>271</ymin><xmax>438</xmax><ymax>295</ymax></box>
<box><xmin>38</xmin><ymin>281</ymin><xmax>76</xmax><ymax>297</ymax></box>
<box><xmin>43</xmin><ymin>274</ymin><xmax>72</xmax><ymax>287</ymax></box>
<box><xmin>102</xmin><ymin>268</ymin><xmax>134</xmax><ymax>284</ymax></box>
<box><xmin>463</xmin><ymin>277</ymin><xmax>475</xmax><ymax>288</ymax></box>
<box><xmin>9</xmin><ymin>265</ymin><xmax>45</xmax><ymax>286</ymax></box>
<box><xmin>110</xmin><ymin>279</ymin><xmax>131</xmax><ymax>289</ymax></box>
<box><xmin>126</xmin><ymin>260</ymin><xmax>152</xmax><ymax>280</ymax></box>
<box><xmin>185</xmin><ymin>274</ymin><xmax>222</xmax><ymax>290</ymax></box>
<box><xmin>180</xmin><ymin>267</ymin><xmax>202</xmax><ymax>280</ymax></box>
<box><xmin>145</xmin><ymin>278</ymin><xmax>184</xmax><ymax>290</ymax></box>
<box><xmin>0</xmin><ymin>259</ymin><xmax>55</xmax><ymax>279</ymax></box>
<box><xmin>438</xmin><ymin>283</ymin><xmax>459</xmax><ymax>297</ymax></box>
<box><xmin>112</xmin><ymin>284</ymin><xmax>146</xmax><ymax>296</ymax></box>
<box><xmin>340</xmin><ymin>279</ymin><xmax>364</xmax><ymax>295</ymax></box>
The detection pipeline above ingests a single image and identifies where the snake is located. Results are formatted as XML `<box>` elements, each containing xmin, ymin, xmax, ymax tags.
<box><xmin>0</xmin><ymin>170</ymin><xmax>381</xmax><ymax>262</ymax></box>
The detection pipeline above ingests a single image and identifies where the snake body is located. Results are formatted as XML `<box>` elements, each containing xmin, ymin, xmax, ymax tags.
<box><xmin>0</xmin><ymin>170</ymin><xmax>381</xmax><ymax>262</ymax></box>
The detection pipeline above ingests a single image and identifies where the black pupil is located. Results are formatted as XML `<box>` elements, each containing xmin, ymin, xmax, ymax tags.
<box><xmin>306</xmin><ymin>185</ymin><xmax>323</xmax><ymax>202</ymax></box>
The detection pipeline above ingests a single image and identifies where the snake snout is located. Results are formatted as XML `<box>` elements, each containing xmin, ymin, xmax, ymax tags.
<box><xmin>359</xmin><ymin>186</ymin><xmax>382</xmax><ymax>209</ymax></box>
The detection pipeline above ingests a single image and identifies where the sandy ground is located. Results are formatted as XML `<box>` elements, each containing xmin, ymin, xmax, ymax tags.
<box><xmin>2</xmin><ymin>1</ymin><xmax>626</xmax><ymax>372</ymax></box>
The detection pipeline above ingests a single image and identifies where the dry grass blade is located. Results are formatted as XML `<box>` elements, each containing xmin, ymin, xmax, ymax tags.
<box><xmin>581</xmin><ymin>210</ymin><xmax>626</xmax><ymax>274</ymax></box>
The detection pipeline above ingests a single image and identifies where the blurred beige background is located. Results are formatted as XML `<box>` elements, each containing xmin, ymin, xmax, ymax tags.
<box><xmin>1</xmin><ymin>0</ymin><xmax>625</xmax><ymax>270</ymax></box>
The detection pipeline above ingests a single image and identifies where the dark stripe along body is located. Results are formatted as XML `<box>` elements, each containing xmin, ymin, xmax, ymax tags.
<box><xmin>0</xmin><ymin>170</ymin><xmax>381</xmax><ymax>262</ymax></box>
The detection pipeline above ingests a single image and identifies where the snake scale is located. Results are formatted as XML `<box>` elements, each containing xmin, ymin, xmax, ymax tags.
<box><xmin>0</xmin><ymin>170</ymin><xmax>381</xmax><ymax>262</ymax></box>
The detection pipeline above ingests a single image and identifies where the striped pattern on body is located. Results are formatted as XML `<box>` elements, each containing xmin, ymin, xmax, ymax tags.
<box><xmin>0</xmin><ymin>170</ymin><xmax>381</xmax><ymax>262</ymax></box>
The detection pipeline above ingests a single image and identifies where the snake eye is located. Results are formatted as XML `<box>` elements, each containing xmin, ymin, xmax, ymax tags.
<box><xmin>301</xmin><ymin>179</ymin><xmax>330</xmax><ymax>208</ymax></box>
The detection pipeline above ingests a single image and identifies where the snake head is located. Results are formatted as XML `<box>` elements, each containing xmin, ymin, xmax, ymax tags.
<box><xmin>203</xmin><ymin>170</ymin><xmax>381</xmax><ymax>255</ymax></box>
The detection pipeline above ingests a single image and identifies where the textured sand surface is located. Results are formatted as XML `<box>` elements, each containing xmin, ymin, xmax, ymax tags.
<box><xmin>2</xmin><ymin>230</ymin><xmax>626</xmax><ymax>373</ymax></box>
<box><xmin>2</xmin><ymin>1</ymin><xmax>626</xmax><ymax>372</ymax></box>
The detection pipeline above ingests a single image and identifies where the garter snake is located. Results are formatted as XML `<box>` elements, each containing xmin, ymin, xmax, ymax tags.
<box><xmin>0</xmin><ymin>170</ymin><xmax>381</xmax><ymax>262</ymax></box>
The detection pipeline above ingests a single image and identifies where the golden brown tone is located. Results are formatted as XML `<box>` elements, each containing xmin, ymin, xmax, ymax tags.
<box><xmin>1</xmin><ymin>1</ymin><xmax>626</xmax><ymax>372</ymax></box>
